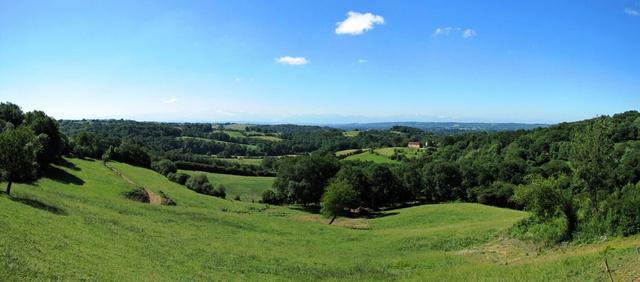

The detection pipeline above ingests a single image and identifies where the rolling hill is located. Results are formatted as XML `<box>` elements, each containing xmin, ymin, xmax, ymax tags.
<box><xmin>1</xmin><ymin>158</ymin><xmax>638</xmax><ymax>281</ymax></box>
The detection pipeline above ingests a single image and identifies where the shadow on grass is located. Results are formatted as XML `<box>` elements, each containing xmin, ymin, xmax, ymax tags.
<box><xmin>44</xmin><ymin>166</ymin><xmax>85</xmax><ymax>186</ymax></box>
<box><xmin>10</xmin><ymin>196</ymin><xmax>68</xmax><ymax>215</ymax></box>
<box><xmin>55</xmin><ymin>158</ymin><xmax>81</xmax><ymax>171</ymax></box>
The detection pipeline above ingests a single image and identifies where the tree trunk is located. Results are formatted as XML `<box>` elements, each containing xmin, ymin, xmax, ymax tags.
<box><xmin>6</xmin><ymin>181</ymin><xmax>12</xmax><ymax>196</ymax></box>
<box><xmin>329</xmin><ymin>215</ymin><xmax>336</xmax><ymax>225</ymax></box>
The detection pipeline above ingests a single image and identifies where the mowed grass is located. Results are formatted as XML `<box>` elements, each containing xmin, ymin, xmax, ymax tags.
<box><xmin>179</xmin><ymin>169</ymin><xmax>274</xmax><ymax>202</ymax></box>
<box><xmin>1</xmin><ymin>158</ymin><xmax>638</xmax><ymax>281</ymax></box>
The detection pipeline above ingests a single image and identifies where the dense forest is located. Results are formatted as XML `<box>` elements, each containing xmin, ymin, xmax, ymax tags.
<box><xmin>2</xmin><ymin>101</ymin><xmax>640</xmax><ymax>245</ymax></box>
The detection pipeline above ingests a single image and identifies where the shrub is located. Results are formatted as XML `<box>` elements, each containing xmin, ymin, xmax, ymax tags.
<box><xmin>158</xmin><ymin>191</ymin><xmax>177</xmax><ymax>206</ymax></box>
<box><xmin>260</xmin><ymin>190</ymin><xmax>282</xmax><ymax>205</ymax></box>
<box><xmin>212</xmin><ymin>185</ymin><xmax>226</xmax><ymax>199</ymax></box>
<box><xmin>168</xmin><ymin>172</ymin><xmax>190</xmax><ymax>185</ymax></box>
<box><xmin>124</xmin><ymin>188</ymin><xmax>149</xmax><ymax>203</ymax></box>
<box><xmin>152</xmin><ymin>159</ymin><xmax>177</xmax><ymax>176</ymax></box>
<box><xmin>185</xmin><ymin>174</ymin><xmax>215</xmax><ymax>195</ymax></box>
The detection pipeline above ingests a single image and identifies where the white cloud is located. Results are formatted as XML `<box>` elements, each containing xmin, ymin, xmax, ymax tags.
<box><xmin>434</xmin><ymin>27</ymin><xmax>476</xmax><ymax>39</ymax></box>
<box><xmin>335</xmin><ymin>11</ymin><xmax>384</xmax><ymax>35</ymax></box>
<box><xmin>463</xmin><ymin>29</ymin><xmax>477</xmax><ymax>38</ymax></box>
<box><xmin>358</xmin><ymin>59</ymin><xmax>368</xmax><ymax>64</ymax></box>
<box><xmin>625</xmin><ymin>8</ymin><xmax>639</xmax><ymax>16</ymax></box>
<box><xmin>276</xmin><ymin>56</ymin><xmax>309</xmax><ymax>66</ymax></box>
<box><xmin>164</xmin><ymin>97</ymin><xmax>177</xmax><ymax>104</ymax></box>
<box><xmin>434</xmin><ymin>27</ymin><xmax>461</xmax><ymax>36</ymax></box>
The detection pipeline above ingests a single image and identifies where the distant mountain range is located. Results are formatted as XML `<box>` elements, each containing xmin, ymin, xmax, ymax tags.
<box><xmin>326</xmin><ymin>122</ymin><xmax>549</xmax><ymax>132</ymax></box>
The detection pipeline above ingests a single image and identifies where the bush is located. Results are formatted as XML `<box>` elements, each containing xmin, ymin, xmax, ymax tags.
<box><xmin>123</xmin><ymin>188</ymin><xmax>149</xmax><ymax>203</ymax></box>
<box><xmin>152</xmin><ymin>159</ymin><xmax>177</xmax><ymax>176</ymax></box>
<box><xmin>185</xmin><ymin>174</ymin><xmax>215</xmax><ymax>195</ymax></box>
<box><xmin>607</xmin><ymin>183</ymin><xmax>640</xmax><ymax>236</ymax></box>
<box><xmin>158</xmin><ymin>191</ymin><xmax>177</xmax><ymax>206</ymax></box>
<box><xmin>212</xmin><ymin>185</ymin><xmax>226</xmax><ymax>199</ymax></box>
<box><xmin>168</xmin><ymin>172</ymin><xmax>190</xmax><ymax>185</ymax></box>
<box><xmin>260</xmin><ymin>190</ymin><xmax>282</xmax><ymax>205</ymax></box>
<box><xmin>511</xmin><ymin>176</ymin><xmax>575</xmax><ymax>244</ymax></box>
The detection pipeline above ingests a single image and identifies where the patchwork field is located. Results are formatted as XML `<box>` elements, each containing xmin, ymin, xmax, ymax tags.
<box><xmin>1</xmin><ymin>158</ymin><xmax>638</xmax><ymax>281</ymax></box>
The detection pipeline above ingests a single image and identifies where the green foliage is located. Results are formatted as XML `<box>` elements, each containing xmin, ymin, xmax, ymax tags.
<box><xmin>151</xmin><ymin>159</ymin><xmax>177</xmax><ymax>176</ymax></box>
<box><xmin>570</xmin><ymin>117</ymin><xmax>615</xmax><ymax>213</ymax></box>
<box><xmin>167</xmin><ymin>172</ymin><xmax>190</xmax><ymax>185</ymax></box>
<box><xmin>123</xmin><ymin>188</ymin><xmax>149</xmax><ymax>203</ymax></box>
<box><xmin>185</xmin><ymin>174</ymin><xmax>215</xmax><ymax>195</ymax></box>
<box><xmin>273</xmin><ymin>152</ymin><xmax>340</xmax><ymax>205</ymax></box>
<box><xmin>511</xmin><ymin>176</ymin><xmax>575</xmax><ymax>244</ymax></box>
<box><xmin>260</xmin><ymin>190</ymin><xmax>281</xmax><ymax>204</ymax></box>
<box><xmin>0</xmin><ymin>102</ymin><xmax>25</xmax><ymax>127</ymax></box>
<box><xmin>0</xmin><ymin>126</ymin><xmax>39</xmax><ymax>194</ymax></box>
<box><xmin>23</xmin><ymin>111</ymin><xmax>65</xmax><ymax>166</ymax></box>
<box><xmin>320</xmin><ymin>180</ymin><xmax>358</xmax><ymax>218</ymax></box>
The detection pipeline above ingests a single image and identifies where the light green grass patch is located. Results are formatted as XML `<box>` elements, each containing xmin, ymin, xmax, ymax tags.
<box><xmin>342</xmin><ymin>151</ymin><xmax>399</xmax><ymax>164</ymax></box>
<box><xmin>180</xmin><ymin>170</ymin><xmax>274</xmax><ymax>202</ymax></box>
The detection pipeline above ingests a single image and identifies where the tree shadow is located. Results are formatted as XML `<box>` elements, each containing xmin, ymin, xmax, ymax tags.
<box><xmin>369</xmin><ymin>212</ymin><xmax>399</xmax><ymax>219</ymax></box>
<box><xmin>55</xmin><ymin>158</ymin><xmax>81</xmax><ymax>171</ymax></box>
<box><xmin>10</xmin><ymin>196</ymin><xmax>67</xmax><ymax>215</ymax></box>
<box><xmin>44</xmin><ymin>166</ymin><xmax>85</xmax><ymax>186</ymax></box>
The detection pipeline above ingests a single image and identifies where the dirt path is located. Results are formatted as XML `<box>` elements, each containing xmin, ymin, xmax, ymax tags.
<box><xmin>105</xmin><ymin>162</ymin><xmax>162</xmax><ymax>205</ymax></box>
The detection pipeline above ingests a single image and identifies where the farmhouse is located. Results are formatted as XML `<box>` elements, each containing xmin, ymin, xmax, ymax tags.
<box><xmin>408</xmin><ymin>142</ymin><xmax>422</xmax><ymax>149</ymax></box>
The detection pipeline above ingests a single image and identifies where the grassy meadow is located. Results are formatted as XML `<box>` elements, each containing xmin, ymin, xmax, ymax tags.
<box><xmin>180</xmin><ymin>169</ymin><xmax>274</xmax><ymax>201</ymax></box>
<box><xmin>0</xmin><ymin>158</ymin><xmax>638</xmax><ymax>281</ymax></box>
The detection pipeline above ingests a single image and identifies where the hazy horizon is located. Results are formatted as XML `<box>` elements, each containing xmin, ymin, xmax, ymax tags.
<box><xmin>1</xmin><ymin>1</ymin><xmax>638</xmax><ymax>124</ymax></box>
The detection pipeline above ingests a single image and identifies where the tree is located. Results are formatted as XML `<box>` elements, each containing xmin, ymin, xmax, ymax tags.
<box><xmin>571</xmin><ymin>118</ymin><xmax>614</xmax><ymax>213</ymax></box>
<box><xmin>0</xmin><ymin>127</ymin><xmax>38</xmax><ymax>195</ymax></box>
<box><xmin>0</xmin><ymin>102</ymin><xmax>25</xmax><ymax>127</ymax></box>
<box><xmin>321</xmin><ymin>180</ymin><xmax>358</xmax><ymax>224</ymax></box>
<box><xmin>273</xmin><ymin>152</ymin><xmax>340</xmax><ymax>205</ymax></box>
<box><xmin>185</xmin><ymin>174</ymin><xmax>215</xmax><ymax>195</ymax></box>
<box><xmin>152</xmin><ymin>159</ymin><xmax>177</xmax><ymax>176</ymax></box>
<box><xmin>24</xmin><ymin>110</ymin><xmax>65</xmax><ymax>166</ymax></box>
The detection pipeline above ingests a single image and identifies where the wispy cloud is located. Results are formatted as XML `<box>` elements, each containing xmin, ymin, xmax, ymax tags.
<box><xmin>336</xmin><ymin>11</ymin><xmax>384</xmax><ymax>35</ymax></box>
<box><xmin>434</xmin><ymin>27</ymin><xmax>477</xmax><ymax>39</ymax></box>
<box><xmin>358</xmin><ymin>59</ymin><xmax>368</xmax><ymax>64</ymax></box>
<box><xmin>625</xmin><ymin>7</ymin><xmax>639</xmax><ymax>16</ymax></box>
<box><xmin>463</xmin><ymin>29</ymin><xmax>477</xmax><ymax>38</ymax></box>
<box><xmin>276</xmin><ymin>56</ymin><xmax>309</xmax><ymax>66</ymax></box>
<box><xmin>164</xmin><ymin>97</ymin><xmax>177</xmax><ymax>104</ymax></box>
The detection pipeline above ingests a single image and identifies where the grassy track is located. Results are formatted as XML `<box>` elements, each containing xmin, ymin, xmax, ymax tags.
<box><xmin>1</xmin><ymin>158</ymin><xmax>638</xmax><ymax>281</ymax></box>
<box><xmin>179</xmin><ymin>169</ymin><xmax>274</xmax><ymax>201</ymax></box>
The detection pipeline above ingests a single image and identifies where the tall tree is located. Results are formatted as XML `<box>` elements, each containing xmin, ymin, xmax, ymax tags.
<box><xmin>321</xmin><ymin>180</ymin><xmax>358</xmax><ymax>224</ymax></box>
<box><xmin>0</xmin><ymin>127</ymin><xmax>38</xmax><ymax>195</ymax></box>
<box><xmin>0</xmin><ymin>102</ymin><xmax>25</xmax><ymax>127</ymax></box>
<box><xmin>571</xmin><ymin>118</ymin><xmax>614</xmax><ymax>213</ymax></box>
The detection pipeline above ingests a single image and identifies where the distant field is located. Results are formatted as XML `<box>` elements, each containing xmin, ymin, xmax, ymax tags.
<box><xmin>342</xmin><ymin>151</ymin><xmax>399</xmax><ymax>164</ymax></box>
<box><xmin>223</xmin><ymin>123</ymin><xmax>249</xmax><ymax>131</ymax></box>
<box><xmin>180</xmin><ymin>170</ymin><xmax>274</xmax><ymax>201</ymax></box>
<box><xmin>343</xmin><ymin>131</ymin><xmax>360</xmax><ymax>137</ymax></box>
<box><xmin>2</xmin><ymin>158</ymin><xmax>639</xmax><ymax>281</ymax></box>
<box><xmin>177</xmin><ymin>136</ymin><xmax>259</xmax><ymax>150</ymax></box>
<box><xmin>215</xmin><ymin>157</ymin><xmax>263</xmax><ymax>165</ymax></box>
<box><xmin>335</xmin><ymin>148</ymin><xmax>364</xmax><ymax>157</ymax></box>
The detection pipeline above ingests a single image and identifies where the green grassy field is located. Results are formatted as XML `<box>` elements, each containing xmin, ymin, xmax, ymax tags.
<box><xmin>343</xmin><ymin>131</ymin><xmax>360</xmax><ymax>137</ymax></box>
<box><xmin>342</xmin><ymin>150</ymin><xmax>400</xmax><ymax>164</ymax></box>
<box><xmin>180</xmin><ymin>169</ymin><xmax>274</xmax><ymax>201</ymax></box>
<box><xmin>216</xmin><ymin>157</ymin><xmax>263</xmax><ymax>165</ymax></box>
<box><xmin>177</xmin><ymin>136</ymin><xmax>260</xmax><ymax>150</ymax></box>
<box><xmin>1</xmin><ymin>158</ymin><xmax>639</xmax><ymax>281</ymax></box>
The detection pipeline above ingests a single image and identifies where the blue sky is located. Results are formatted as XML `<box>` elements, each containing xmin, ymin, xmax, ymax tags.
<box><xmin>0</xmin><ymin>0</ymin><xmax>638</xmax><ymax>124</ymax></box>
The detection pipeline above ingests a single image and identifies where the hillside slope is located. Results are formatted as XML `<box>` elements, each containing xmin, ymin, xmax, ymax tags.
<box><xmin>1</xmin><ymin>158</ymin><xmax>638</xmax><ymax>281</ymax></box>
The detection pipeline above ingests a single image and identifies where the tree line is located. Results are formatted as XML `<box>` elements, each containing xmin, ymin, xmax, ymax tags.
<box><xmin>266</xmin><ymin>112</ymin><xmax>640</xmax><ymax>242</ymax></box>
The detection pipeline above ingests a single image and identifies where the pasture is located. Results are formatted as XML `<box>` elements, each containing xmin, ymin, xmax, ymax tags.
<box><xmin>0</xmin><ymin>158</ymin><xmax>638</xmax><ymax>281</ymax></box>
